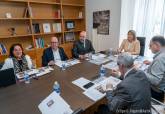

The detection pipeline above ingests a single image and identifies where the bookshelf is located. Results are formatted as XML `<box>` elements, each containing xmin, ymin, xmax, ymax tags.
<box><xmin>0</xmin><ymin>0</ymin><xmax>85</xmax><ymax>67</ymax></box>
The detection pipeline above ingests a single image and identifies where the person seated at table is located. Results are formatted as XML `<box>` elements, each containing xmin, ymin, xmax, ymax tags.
<box><xmin>118</xmin><ymin>30</ymin><xmax>140</xmax><ymax>55</ymax></box>
<box><xmin>95</xmin><ymin>53</ymin><xmax>151</xmax><ymax>114</ymax></box>
<box><xmin>1</xmin><ymin>43</ymin><xmax>32</xmax><ymax>74</ymax></box>
<box><xmin>72</xmin><ymin>31</ymin><xmax>95</xmax><ymax>59</ymax></box>
<box><xmin>42</xmin><ymin>37</ymin><xmax>68</xmax><ymax>66</ymax></box>
<box><xmin>143</xmin><ymin>36</ymin><xmax>165</xmax><ymax>102</ymax></box>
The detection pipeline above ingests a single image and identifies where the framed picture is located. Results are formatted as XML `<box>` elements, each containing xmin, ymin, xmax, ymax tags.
<box><xmin>93</xmin><ymin>10</ymin><xmax>110</xmax><ymax>35</ymax></box>
<box><xmin>65</xmin><ymin>32</ymin><xmax>75</xmax><ymax>42</ymax></box>
<box><xmin>65</xmin><ymin>21</ymin><xmax>75</xmax><ymax>30</ymax></box>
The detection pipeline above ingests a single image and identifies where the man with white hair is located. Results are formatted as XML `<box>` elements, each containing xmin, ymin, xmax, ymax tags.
<box><xmin>42</xmin><ymin>37</ymin><xmax>68</xmax><ymax>66</ymax></box>
<box><xmin>96</xmin><ymin>53</ymin><xmax>151</xmax><ymax>114</ymax></box>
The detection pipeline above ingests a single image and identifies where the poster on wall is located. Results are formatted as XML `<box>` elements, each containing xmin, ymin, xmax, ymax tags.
<box><xmin>93</xmin><ymin>10</ymin><xmax>110</xmax><ymax>35</ymax></box>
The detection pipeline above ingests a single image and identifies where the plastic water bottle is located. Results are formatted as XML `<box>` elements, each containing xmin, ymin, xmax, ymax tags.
<box><xmin>61</xmin><ymin>61</ymin><xmax>66</xmax><ymax>70</ymax></box>
<box><xmin>24</xmin><ymin>71</ymin><xmax>30</xmax><ymax>84</ymax></box>
<box><xmin>53</xmin><ymin>81</ymin><xmax>61</xmax><ymax>94</ymax></box>
<box><xmin>109</xmin><ymin>48</ymin><xmax>113</xmax><ymax>56</ymax></box>
<box><xmin>100</xmin><ymin>65</ymin><xmax>106</xmax><ymax>77</ymax></box>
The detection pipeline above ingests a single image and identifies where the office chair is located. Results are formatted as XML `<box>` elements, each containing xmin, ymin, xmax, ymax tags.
<box><xmin>137</xmin><ymin>37</ymin><xmax>146</xmax><ymax>56</ymax></box>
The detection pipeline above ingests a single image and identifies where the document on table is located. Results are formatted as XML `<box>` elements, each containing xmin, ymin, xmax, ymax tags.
<box><xmin>83</xmin><ymin>76</ymin><xmax>121</xmax><ymax>101</ymax></box>
<box><xmin>36</xmin><ymin>67</ymin><xmax>53</xmax><ymax>77</ymax></box>
<box><xmin>89</xmin><ymin>58</ymin><xmax>110</xmax><ymax>65</ymax></box>
<box><xmin>103</xmin><ymin>61</ymin><xmax>118</xmax><ymax>70</ymax></box>
<box><xmin>92</xmin><ymin>53</ymin><xmax>107</xmax><ymax>60</ymax></box>
<box><xmin>152</xmin><ymin>105</ymin><xmax>165</xmax><ymax>114</ymax></box>
<box><xmin>83</xmin><ymin>87</ymin><xmax>105</xmax><ymax>101</ymax></box>
<box><xmin>16</xmin><ymin>67</ymin><xmax>54</xmax><ymax>79</ymax></box>
<box><xmin>38</xmin><ymin>92</ymin><xmax>73</xmax><ymax>114</ymax></box>
<box><xmin>72</xmin><ymin>77</ymin><xmax>91</xmax><ymax>90</ymax></box>
<box><xmin>55</xmin><ymin>59</ymin><xmax>80</xmax><ymax>68</ymax></box>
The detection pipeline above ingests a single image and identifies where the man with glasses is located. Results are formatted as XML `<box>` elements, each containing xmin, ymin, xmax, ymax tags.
<box><xmin>72</xmin><ymin>31</ymin><xmax>95</xmax><ymax>59</ymax></box>
<box><xmin>95</xmin><ymin>53</ymin><xmax>151</xmax><ymax>114</ymax></box>
<box><xmin>143</xmin><ymin>35</ymin><xmax>165</xmax><ymax>102</ymax></box>
<box><xmin>42</xmin><ymin>37</ymin><xmax>68</xmax><ymax>66</ymax></box>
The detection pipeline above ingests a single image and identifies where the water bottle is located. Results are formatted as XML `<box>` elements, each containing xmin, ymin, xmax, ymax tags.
<box><xmin>24</xmin><ymin>71</ymin><xmax>30</xmax><ymax>84</ymax></box>
<box><xmin>99</xmin><ymin>65</ymin><xmax>106</xmax><ymax>77</ymax></box>
<box><xmin>53</xmin><ymin>81</ymin><xmax>61</xmax><ymax>94</ymax></box>
<box><xmin>61</xmin><ymin>61</ymin><xmax>66</xmax><ymax>70</ymax></box>
<box><xmin>109</xmin><ymin>48</ymin><xmax>113</xmax><ymax>56</ymax></box>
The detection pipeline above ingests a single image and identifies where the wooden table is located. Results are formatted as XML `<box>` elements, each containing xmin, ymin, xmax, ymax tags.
<box><xmin>0</xmin><ymin>60</ymin><xmax>109</xmax><ymax>114</ymax></box>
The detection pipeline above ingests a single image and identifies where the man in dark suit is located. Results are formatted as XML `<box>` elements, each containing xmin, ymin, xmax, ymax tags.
<box><xmin>96</xmin><ymin>53</ymin><xmax>151</xmax><ymax>114</ymax></box>
<box><xmin>42</xmin><ymin>37</ymin><xmax>68</xmax><ymax>66</ymax></box>
<box><xmin>72</xmin><ymin>31</ymin><xmax>95</xmax><ymax>59</ymax></box>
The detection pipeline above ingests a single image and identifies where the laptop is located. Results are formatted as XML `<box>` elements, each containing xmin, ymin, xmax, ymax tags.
<box><xmin>0</xmin><ymin>68</ymin><xmax>16</xmax><ymax>87</ymax></box>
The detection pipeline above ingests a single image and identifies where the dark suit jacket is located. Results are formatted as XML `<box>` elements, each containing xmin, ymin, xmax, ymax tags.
<box><xmin>42</xmin><ymin>47</ymin><xmax>68</xmax><ymax>66</ymax></box>
<box><xmin>72</xmin><ymin>39</ymin><xmax>95</xmax><ymax>58</ymax></box>
<box><xmin>106</xmin><ymin>69</ymin><xmax>151</xmax><ymax>114</ymax></box>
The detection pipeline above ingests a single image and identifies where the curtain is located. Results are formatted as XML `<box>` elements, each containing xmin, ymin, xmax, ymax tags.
<box><xmin>120</xmin><ymin>0</ymin><xmax>165</xmax><ymax>57</ymax></box>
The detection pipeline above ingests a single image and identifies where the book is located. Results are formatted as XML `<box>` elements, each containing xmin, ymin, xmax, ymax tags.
<box><xmin>27</xmin><ymin>6</ymin><xmax>33</xmax><ymax>18</ymax></box>
<box><xmin>35</xmin><ymin>38</ymin><xmax>45</xmax><ymax>48</ymax></box>
<box><xmin>43</xmin><ymin>23</ymin><xmax>51</xmax><ymax>33</ymax></box>
<box><xmin>52</xmin><ymin>23</ymin><xmax>62</xmax><ymax>32</ymax></box>
<box><xmin>33</xmin><ymin>23</ymin><xmax>40</xmax><ymax>33</ymax></box>
<box><xmin>23</xmin><ymin>8</ymin><xmax>28</xmax><ymax>18</ymax></box>
<box><xmin>0</xmin><ymin>43</ymin><xmax>7</xmax><ymax>55</ymax></box>
<box><xmin>65</xmin><ymin>32</ymin><xmax>75</xmax><ymax>42</ymax></box>
<box><xmin>78</xmin><ymin>11</ymin><xmax>83</xmax><ymax>18</ymax></box>
<box><xmin>54</xmin><ymin>9</ymin><xmax>61</xmax><ymax>18</ymax></box>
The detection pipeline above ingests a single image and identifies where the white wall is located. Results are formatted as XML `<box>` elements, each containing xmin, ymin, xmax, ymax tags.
<box><xmin>86</xmin><ymin>0</ymin><xmax>121</xmax><ymax>52</ymax></box>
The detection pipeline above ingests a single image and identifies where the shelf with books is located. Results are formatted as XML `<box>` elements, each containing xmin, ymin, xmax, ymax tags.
<box><xmin>61</xmin><ymin>0</ymin><xmax>84</xmax><ymax>6</ymax></box>
<box><xmin>62</xmin><ymin>6</ymin><xmax>84</xmax><ymax>19</ymax></box>
<box><xmin>30</xmin><ymin>3</ymin><xmax>61</xmax><ymax>19</ymax></box>
<box><xmin>63</xmin><ymin>18</ymin><xmax>84</xmax><ymax>20</ymax></box>
<box><xmin>0</xmin><ymin>34</ymin><xmax>33</xmax><ymax>39</ymax></box>
<box><xmin>33</xmin><ymin>32</ymin><xmax>62</xmax><ymax>36</ymax></box>
<box><xmin>1</xmin><ymin>0</ymin><xmax>27</xmax><ymax>3</ymax></box>
<box><xmin>64</xmin><ymin>30</ymin><xmax>82</xmax><ymax>33</ymax></box>
<box><xmin>29</xmin><ymin>1</ymin><xmax>61</xmax><ymax>5</ymax></box>
<box><xmin>31</xmin><ymin>18</ymin><xmax>62</xmax><ymax>20</ymax></box>
<box><xmin>0</xmin><ymin>18</ymin><xmax>30</xmax><ymax>20</ymax></box>
<box><xmin>62</xmin><ymin>3</ymin><xmax>85</xmax><ymax>7</ymax></box>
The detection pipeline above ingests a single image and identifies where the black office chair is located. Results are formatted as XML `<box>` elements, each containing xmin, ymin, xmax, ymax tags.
<box><xmin>137</xmin><ymin>37</ymin><xmax>146</xmax><ymax>56</ymax></box>
<box><xmin>72</xmin><ymin>108</ymin><xmax>83</xmax><ymax>114</ymax></box>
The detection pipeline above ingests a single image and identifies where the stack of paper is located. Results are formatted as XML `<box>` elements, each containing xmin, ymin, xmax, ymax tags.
<box><xmin>88</xmin><ymin>53</ymin><xmax>110</xmax><ymax>65</ymax></box>
<box><xmin>103</xmin><ymin>61</ymin><xmax>118</xmax><ymax>70</ymax></box>
<box><xmin>92</xmin><ymin>53</ymin><xmax>107</xmax><ymax>59</ymax></box>
<box><xmin>72</xmin><ymin>77</ymin><xmax>91</xmax><ymax>90</ymax></box>
<box><xmin>38</xmin><ymin>92</ymin><xmax>73</xmax><ymax>114</ymax></box>
<box><xmin>89</xmin><ymin>58</ymin><xmax>110</xmax><ymax>65</ymax></box>
<box><xmin>55</xmin><ymin>59</ymin><xmax>80</xmax><ymax>68</ymax></box>
<box><xmin>83</xmin><ymin>77</ymin><xmax>121</xmax><ymax>101</ymax></box>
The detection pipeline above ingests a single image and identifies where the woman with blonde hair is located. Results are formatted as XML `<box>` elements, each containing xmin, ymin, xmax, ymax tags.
<box><xmin>118</xmin><ymin>30</ymin><xmax>140</xmax><ymax>55</ymax></box>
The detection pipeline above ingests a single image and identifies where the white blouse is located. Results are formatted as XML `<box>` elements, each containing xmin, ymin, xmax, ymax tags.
<box><xmin>1</xmin><ymin>55</ymin><xmax>32</xmax><ymax>71</ymax></box>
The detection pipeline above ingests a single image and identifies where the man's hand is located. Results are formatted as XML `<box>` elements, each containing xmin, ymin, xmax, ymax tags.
<box><xmin>143</xmin><ymin>60</ymin><xmax>151</xmax><ymax>65</ymax></box>
<box><xmin>106</xmin><ymin>82</ymin><xmax>113</xmax><ymax>91</ymax></box>
<box><xmin>102</xmin><ymin>82</ymin><xmax>113</xmax><ymax>92</ymax></box>
<box><xmin>79</xmin><ymin>55</ymin><xmax>85</xmax><ymax>60</ymax></box>
<box><xmin>110</xmin><ymin>69</ymin><xmax>121</xmax><ymax>77</ymax></box>
<box><xmin>48</xmin><ymin>60</ymin><xmax>55</xmax><ymax>66</ymax></box>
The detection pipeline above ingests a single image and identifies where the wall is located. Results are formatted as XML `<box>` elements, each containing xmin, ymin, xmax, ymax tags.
<box><xmin>86</xmin><ymin>0</ymin><xmax>121</xmax><ymax>52</ymax></box>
